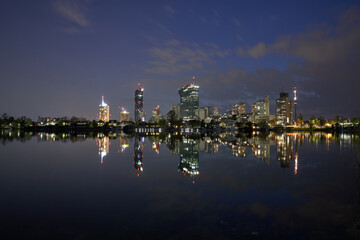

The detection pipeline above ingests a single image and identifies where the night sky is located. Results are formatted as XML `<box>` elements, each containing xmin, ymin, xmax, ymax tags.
<box><xmin>1</xmin><ymin>0</ymin><xmax>359</xmax><ymax>121</ymax></box>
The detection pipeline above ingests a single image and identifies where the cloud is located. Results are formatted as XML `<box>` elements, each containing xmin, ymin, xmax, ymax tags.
<box><xmin>213</xmin><ymin>9</ymin><xmax>220</xmax><ymax>17</ymax></box>
<box><xmin>233</xmin><ymin>18</ymin><xmax>241</xmax><ymax>26</ymax></box>
<box><xmin>54</xmin><ymin>0</ymin><xmax>89</xmax><ymax>28</ymax></box>
<box><xmin>146</xmin><ymin>40</ymin><xmax>230</xmax><ymax>75</ymax></box>
<box><xmin>62</xmin><ymin>27</ymin><xmax>82</xmax><ymax>34</ymax></box>
<box><xmin>237</xmin><ymin>47</ymin><xmax>245</xmax><ymax>56</ymax></box>
<box><xmin>247</xmin><ymin>42</ymin><xmax>267</xmax><ymax>59</ymax></box>
<box><xmin>243</xmin><ymin>7</ymin><xmax>360</xmax><ymax>63</ymax></box>
<box><xmin>164</xmin><ymin>5</ymin><xmax>175</xmax><ymax>15</ymax></box>
<box><xmin>144</xmin><ymin>7</ymin><xmax>360</xmax><ymax>118</ymax></box>
<box><xmin>147</xmin><ymin>19</ymin><xmax>173</xmax><ymax>36</ymax></box>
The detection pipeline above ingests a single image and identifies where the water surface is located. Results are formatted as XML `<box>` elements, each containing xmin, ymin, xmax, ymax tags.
<box><xmin>0</xmin><ymin>132</ymin><xmax>359</xmax><ymax>239</ymax></box>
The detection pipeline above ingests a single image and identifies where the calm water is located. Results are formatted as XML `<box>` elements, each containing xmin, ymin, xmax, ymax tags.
<box><xmin>0</xmin><ymin>131</ymin><xmax>360</xmax><ymax>239</ymax></box>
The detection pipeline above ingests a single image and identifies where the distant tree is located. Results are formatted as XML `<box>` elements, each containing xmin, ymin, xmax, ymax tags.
<box><xmin>158</xmin><ymin>118</ymin><xmax>168</xmax><ymax>128</ymax></box>
<box><xmin>318</xmin><ymin>116</ymin><xmax>326</xmax><ymax>127</ymax></box>
<box><xmin>167</xmin><ymin>110</ymin><xmax>176</xmax><ymax>125</ymax></box>
<box><xmin>258</xmin><ymin>120</ymin><xmax>267</xmax><ymax>128</ymax></box>
<box><xmin>310</xmin><ymin>116</ymin><xmax>317</xmax><ymax>125</ymax></box>
<box><xmin>351</xmin><ymin>117</ymin><xmax>360</xmax><ymax>125</ymax></box>
<box><xmin>70</xmin><ymin>116</ymin><xmax>80</xmax><ymax>123</ymax></box>
<box><xmin>297</xmin><ymin>114</ymin><xmax>304</xmax><ymax>125</ymax></box>
<box><xmin>18</xmin><ymin>116</ymin><xmax>33</xmax><ymax>127</ymax></box>
<box><xmin>188</xmin><ymin>120</ymin><xmax>201</xmax><ymax>127</ymax></box>
<box><xmin>1</xmin><ymin>113</ymin><xmax>9</xmax><ymax>120</ymax></box>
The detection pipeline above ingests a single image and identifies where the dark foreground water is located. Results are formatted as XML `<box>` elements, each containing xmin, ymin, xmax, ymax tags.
<box><xmin>0</xmin><ymin>131</ymin><xmax>360</xmax><ymax>239</ymax></box>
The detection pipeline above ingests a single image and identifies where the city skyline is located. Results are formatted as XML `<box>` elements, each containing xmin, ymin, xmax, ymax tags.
<box><xmin>1</xmin><ymin>1</ymin><xmax>359</xmax><ymax>120</ymax></box>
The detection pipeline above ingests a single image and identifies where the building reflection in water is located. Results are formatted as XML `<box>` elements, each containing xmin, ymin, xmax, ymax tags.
<box><xmin>8</xmin><ymin>130</ymin><xmax>352</xmax><ymax>177</ymax></box>
<box><xmin>250</xmin><ymin>136</ymin><xmax>270</xmax><ymax>164</ymax></box>
<box><xmin>276</xmin><ymin>134</ymin><xmax>294</xmax><ymax>168</ymax></box>
<box><xmin>120</xmin><ymin>136</ymin><xmax>129</xmax><ymax>153</ymax></box>
<box><xmin>97</xmin><ymin>136</ymin><xmax>109</xmax><ymax>164</ymax></box>
<box><xmin>152</xmin><ymin>136</ymin><xmax>161</xmax><ymax>154</ymax></box>
<box><xmin>178</xmin><ymin>138</ymin><xmax>199</xmax><ymax>182</ymax></box>
<box><xmin>134</xmin><ymin>136</ymin><xmax>144</xmax><ymax>174</ymax></box>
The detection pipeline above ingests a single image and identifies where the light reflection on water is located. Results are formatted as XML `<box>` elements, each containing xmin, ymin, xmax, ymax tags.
<box><xmin>0</xmin><ymin>130</ymin><xmax>360</xmax><ymax>239</ymax></box>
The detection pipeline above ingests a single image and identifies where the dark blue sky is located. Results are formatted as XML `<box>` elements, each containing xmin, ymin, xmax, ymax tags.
<box><xmin>1</xmin><ymin>0</ymin><xmax>359</xmax><ymax>120</ymax></box>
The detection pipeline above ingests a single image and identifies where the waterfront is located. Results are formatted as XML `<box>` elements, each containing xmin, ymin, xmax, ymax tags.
<box><xmin>0</xmin><ymin>132</ymin><xmax>360</xmax><ymax>239</ymax></box>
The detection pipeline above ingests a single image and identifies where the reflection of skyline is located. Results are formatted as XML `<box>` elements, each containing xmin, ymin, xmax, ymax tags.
<box><xmin>250</xmin><ymin>137</ymin><xmax>270</xmax><ymax>165</ymax></box>
<box><xmin>2</xmin><ymin>131</ymin><xmax>358</xmax><ymax>179</ymax></box>
<box><xmin>178</xmin><ymin>138</ymin><xmax>199</xmax><ymax>178</ymax></box>
<box><xmin>276</xmin><ymin>134</ymin><xmax>294</xmax><ymax>168</ymax></box>
<box><xmin>134</xmin><ymin>136</ymin><xmax>144</xmax><ymax>173</ymax></box>
<box><xmin>151</xmin><ymin>136</ymin><xmax>161</xmax><ymax>154</ymax></box>
<box><xmin>97</xmin><ymin>136</ymin><xmax>109</xmax><ymax>164</ymax></box>
<box><xmin>120</xmin><ymin>136</ymin><xmax>129</xmax><ymax>153</ymax></box>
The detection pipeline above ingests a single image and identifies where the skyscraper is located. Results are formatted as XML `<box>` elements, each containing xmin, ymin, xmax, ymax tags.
<box><xmin>171</xmin><ymin>104</ymin><xmax>180</xmax><ymax>118</ymax></box>
<box><xmin>293</xmin><ymin>87</ymin><xmax>297</xmax><ymax>124</ymax></box>
<box><xmin>276</xmin><ymin>92</ymin><xmax>293</xmax><ymax>125</ymax></box>
<box><xmin>99</xmin><ymin>96</ymin><xmax>110</xmax><ymax>122</ymax></box>
<box><xmin>252</xmin><ymin>96</ymin><xmax>269</xmax><ymax>116</ymax></box>
<box><xmin>178</xmin><ymin>80</ymin><xmax>199</xmax><ymax>121</ymax></box>
<box><xmin>134</xmin><ymin>84</ymin><xmax>145</xmax><ymax>123</ymax></box>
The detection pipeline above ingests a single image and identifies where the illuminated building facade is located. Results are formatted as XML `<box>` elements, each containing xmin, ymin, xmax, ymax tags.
<box><xmin>206</xmin><ymin>106</ymin><xmax>220</xmax><ymax>117</ymax></box>
<box><xmin>134</xmin><ymin>85</ymin><xmax>145</xmax><ymax>123</ymax></box>
<box><xmin>294</xmin><ymin>87</ymin><xmax>297</xmax><ymax>123</ymax></box>
<box><xmin>152</xmin><ymin>105</ymin><xmax>160</xmax><ymax>122</ymax></box>
<box><xmin>251</xmin><ymin>96</ymin><xmax>269</xmax><ymax>116</ymax></box>
<box><xmin>276</xmin><ymin>92</ymin><xmax>293</xmax><ymax>125</ymax></box>
<box><xmin>178</xmin><ymin>82</ymin><xmax>199</xmax><ymax>121</ymax></box>
<box><xmin>232</xmin><ymin>103</ymin><xmax>246</xmax><ymax>116</ymax></box>
<box><xmin>195</xmin><ymin>107</ymin><xmax>207</xmax><ymax>121</ymax></box>
<box><xmin>99</xmin><ymin>96</ymin><xmax>110</xmax><ymax>122</ymax></box>
<box><xmin>120</xmin><ymin>108</ymin><xmax>129</xmax><ymax>122</ymax></box>
<box><xmin>171</xmin><ymin>104</ymin><xmax>180</xmax><ymax>118</ymax></box>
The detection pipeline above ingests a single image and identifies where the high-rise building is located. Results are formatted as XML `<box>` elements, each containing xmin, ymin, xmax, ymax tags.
<box><xmin>171</xmin><ymin>104</ymin><xmax>180</xmax><ymax>118</ymax></box>
<box><xmin>293</xmin><ymin>87</ymin><xmax>297</xmax><ymax>124</ymax></box>
<box><xmin>195</xmin><ymin>107</ymin><xmax>208</xmax><ymax>121</ymax></box>
<box><xmin>252</xmin><ymin>96</ymin><xmax>269</xmax><ymax>116</ymax></box>
<box><xmin>99</xmin><ymin>96</ymin><xmax>110</xmax><ymax>122</ymax></box>
<box><xmin>134</xmin><ymin>84</ymin><xmax>145</xmax><ymax>123</ymax></box>
<box><xmin>152</xmin><ymin>105</ymin><xmax>160</xmax><ymax>122</ymax></box>
<box><xmin>204</xmin><ymin>106</ymin><xmax>220</xmax><ymax>118</ymax></box>
<box><xmin>276</xmin><ymin>92</ymin><xmax>293</xmax><ymax>125</ymax></box>
<box><xmin>178</xmin><ymin>81</ymin><xmax>199</xmax><ymax>121</ymax></box>
<box><xmin>232</xmin><ymin>103</ymin><xmax>246</xmax><ymax>116</ymax></box>
<box><xmin>120</xmin><ymin>107</ymin><xmax>129</xmax><ymax>122</ymax></box>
